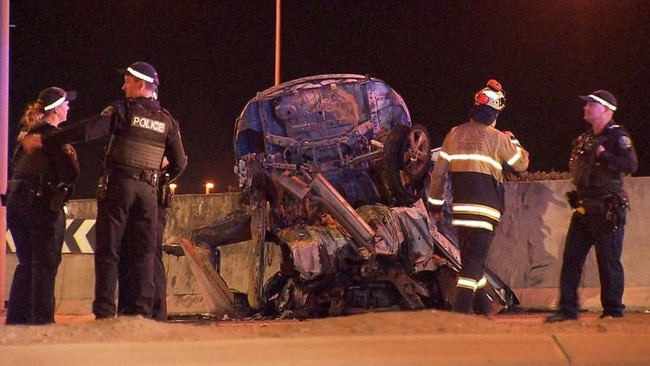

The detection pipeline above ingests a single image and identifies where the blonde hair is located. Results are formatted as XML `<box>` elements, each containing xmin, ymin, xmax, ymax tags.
<box><xmin>17</xmin><ymin>102</ymin><xmax>45</xmax><ymax>142</ymax></box>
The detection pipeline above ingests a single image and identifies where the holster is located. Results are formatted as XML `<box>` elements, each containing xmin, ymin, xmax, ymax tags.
<box><xmin>608</xmin><ymin>192</ymin><xmax>630</xmax><ymax>229</ymax></box>
<box><xmin>141</xmin><ymin>170</ymin><xmax>159</xmax><ymax>187</ymax></box>
<box><xmin>158</xmin><ymin>184</ymin><xmax>172</xmax><ymax>208</ymax></box>
<box><xmin>97</xmin><ymin>174</ymin><xmax>109</xmax><ymax>200</ymax></box>
<box><xmin>49</xmin><ymin>183</ymin><xmax>70</xmax><ymax>212</ymax></box>
<box><xmin>566</xmin><ymin>190</ymin><xmax>579</xmax><ymax>209</ymax></box>
<box><xmin>157</xmin><ymin>173</ymin><xmax>172</xmax><ymax>208</ymax></box>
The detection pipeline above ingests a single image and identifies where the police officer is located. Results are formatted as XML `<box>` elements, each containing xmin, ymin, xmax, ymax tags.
<box><xmin>6</xmin><ymin>87</ymin><xmax>80</xmax><ymax>324</ymax></box>
<box><xmin>428</xmin><ymin>80</ymin><xmax>530</xmax><ymax>314</ymax></box>
<box><xmin>546</xmin><ymin>90</ymin><xmax>638</xmax><ymax>323</ymax></box>
<box><xmin>23</xmin><ymin>62</ymin><xmax>187</xmax><ymax>319</ymax></box>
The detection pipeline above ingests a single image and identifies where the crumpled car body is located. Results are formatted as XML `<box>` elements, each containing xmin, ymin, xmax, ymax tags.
<box><xmin>219</xmin><ymin>74</ymin><xmax>517</xmax><ymax>317</ymax></box>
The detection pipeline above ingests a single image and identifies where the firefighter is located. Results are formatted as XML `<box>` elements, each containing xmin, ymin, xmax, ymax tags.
<box><xmin>428</xmin><ymin>80</ymin><xmax>530</xmax><ymax>314</ymax></box>
<box><xmin>546</xmin><ymin>90</ymin><xmax>637</xmax><ymax>323</ymax></box>
<box><xmin>22</xmin><ymin>62</ymin><xmax>187</xmax><ymax>319</ymax></box>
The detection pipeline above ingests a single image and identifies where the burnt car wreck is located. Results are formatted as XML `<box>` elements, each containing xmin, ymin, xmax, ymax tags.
<box><xmin>178</xmin><ymin>74</ymin><xmax>518</xmax><ymax>318</ymax></box>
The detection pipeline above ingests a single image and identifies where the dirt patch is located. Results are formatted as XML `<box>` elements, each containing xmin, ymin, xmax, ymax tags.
<box><xmin>2</xmin><ymin>310</ymin><xmax>649</xmax><ymax>346</ymax></box>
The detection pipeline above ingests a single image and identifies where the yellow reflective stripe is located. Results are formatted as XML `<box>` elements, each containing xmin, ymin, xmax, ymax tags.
<box><xmin>445</xmin><ymin>153</ymin><xmax>503</xmax><ymax>171</ymax></box>
<box><xmin>507</xmin><ymin>146</ymin><xmax>523</xmax><ymax>166</ymax></box>
<box><xmin>457</xmin><ymin>277</ymin><xmax>478</xmax><ymax>291</ymax></box>
<box><xmin>477</xmin><ymin>276</ymin><xmax>488</xmax><ymax>289</ymax></box>
<box><xmin>452</xmin><ymin>204</ymin><xmax>501</xmax><ymax>221</ymax></box>
<box><xmin>428</xmin><ymin>197</ymin><xmax>445</xmax><ymax>206</ymax></box>
<box><xmin>452</xmin><ymin>219</ymin><xmax>494</xmax><ymax>231</ymax></box>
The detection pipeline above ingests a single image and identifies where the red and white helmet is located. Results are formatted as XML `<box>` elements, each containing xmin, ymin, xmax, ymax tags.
<box><xmin>474</xmin><ymin>79</ymin><xmax>506</xmax><ymax>111</ymax></box>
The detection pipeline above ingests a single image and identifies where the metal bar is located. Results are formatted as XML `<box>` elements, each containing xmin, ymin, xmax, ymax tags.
<box><xmin>0</xmin><ymin>0</ymin><xmax>10</xmax><ymax>311</ymax></box>
<box><xmin>274</xmin><ymin>0</ymin><xmax>281</xmax><ymax>86</ymax></box>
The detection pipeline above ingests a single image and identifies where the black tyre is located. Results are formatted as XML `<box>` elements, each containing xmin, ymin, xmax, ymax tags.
<box><xmin>382</xmin><ymin>124</ymin><xmax>432</xmax><ymax>205</ymax></box>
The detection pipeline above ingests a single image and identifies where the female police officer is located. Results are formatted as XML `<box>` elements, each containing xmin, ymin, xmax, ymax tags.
<box><xmin>6</xmin><ymin>87</ymin><xmax>80</xmax><ymax>325</ymax></box>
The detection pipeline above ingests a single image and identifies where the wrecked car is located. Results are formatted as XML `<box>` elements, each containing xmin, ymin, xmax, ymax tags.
<box><xmin>188</xmin><ymin>74</ymin><xmax>517</xmax><ymax>318</ymax></box>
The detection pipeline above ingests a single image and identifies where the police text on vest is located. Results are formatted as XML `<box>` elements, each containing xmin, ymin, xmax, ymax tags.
<box><xmin>132</xmin><ymin>116</ymin><xmax>166</xmax><ymax>133</ymax></box>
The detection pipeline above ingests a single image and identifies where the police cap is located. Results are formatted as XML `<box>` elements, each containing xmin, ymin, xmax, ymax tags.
<box><xmin>579</xmin><ymin>90</ymin><xmax>617</xmax><ymax>111</ymax></box>
<box><xmin>37</xmin><ymin>87</ymin><xmax>77</xmax><ymax>111</ymax></box>
<box><xmin>119</xmin><ymin>61</ymin><xmax>160</xmax><ymax>87</ymax></box>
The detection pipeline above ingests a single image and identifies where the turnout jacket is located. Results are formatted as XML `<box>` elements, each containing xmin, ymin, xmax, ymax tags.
<box><xmin>429</xmin><ymin>120</ymin><xmax>529</xmax><ymax>231</ymax></box>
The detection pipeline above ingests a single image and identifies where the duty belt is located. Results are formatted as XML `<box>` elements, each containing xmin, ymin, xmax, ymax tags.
<box><xmin>576</xmin><ymin>194</ymin><xmax>614</xmax><ymax>215</ymax></box>
<box><xmin>110</xmin><ymin>168</ymin><xmax>159</xmax><ymax>186</ymax></box>
<box><xmin>8</xmin><ymin>172</ymin><xmax>47</xmax><ymax>197</ymax></box>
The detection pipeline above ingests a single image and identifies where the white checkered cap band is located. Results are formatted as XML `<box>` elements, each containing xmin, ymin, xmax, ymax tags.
<box><xmin>588</xmin><ymin>94</ymin><xmax>617</xmax><ymax>111</ymax></box>
<box><xmin>44</xmin><ymin>96</ymin><xmax>66</xmax><ymax>111</ymax></box>
<box><xmin>127</xmin><ymin>66</ymin><xmax>155</xmax><ymax>84</ymax></box>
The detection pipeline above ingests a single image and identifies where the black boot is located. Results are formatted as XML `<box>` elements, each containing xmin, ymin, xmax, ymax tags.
<box><xmin>452</xmin><ymin>288</ymin><xmax>475</xmax><ymax>314</ymax></box>
<box><xmin>545</xmin><ymin>312</ymin><xmax>577</xmax><ymax>323</ymax></box>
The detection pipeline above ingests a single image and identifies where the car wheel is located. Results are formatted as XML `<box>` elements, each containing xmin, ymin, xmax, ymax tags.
<box><xmin>382</xmin><ymin>124</ymin><xmax>432</xmax><ymax>205</ymax></box>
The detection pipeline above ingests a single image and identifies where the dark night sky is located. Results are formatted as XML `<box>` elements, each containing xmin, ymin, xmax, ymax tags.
<box><xmin>8</xmin><ymin>1</ymin><xmax>650</xmax><ymax>198</ymax></box>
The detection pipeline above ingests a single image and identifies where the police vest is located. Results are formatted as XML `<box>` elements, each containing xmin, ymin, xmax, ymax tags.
<box><xmin>569</xmin><ymin>125</ymin><xmax>629</xmax><ymax>193</ymax></box>
<box><xmin>568</xmin><ymin>132</ymin><xmax>598</xmax><ymax>188</ymax></box>
<box><xmin>12</xmin><ymin>124</ymin><xmax>58</xmax><ymax>180</ymax></box>
<box><xmin>108</xmin><ymin>102</ymin><xmax>168</xmax><ymax>170</ymax></box>
<box><xmin>11</xmin><ymin>123</ymin><xmax>79</xmax><ymax>193</ymax></box>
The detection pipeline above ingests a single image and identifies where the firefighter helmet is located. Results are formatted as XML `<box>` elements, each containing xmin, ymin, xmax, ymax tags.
<box><xmin>474</xmin><ymin>79</ymin><xmax>506</xmax><ymax>111</ymax></box>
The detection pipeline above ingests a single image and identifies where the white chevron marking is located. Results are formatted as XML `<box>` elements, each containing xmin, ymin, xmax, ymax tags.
<box><xmin>5</xmin><ymin>230</ymin><xmax>16</xmax><ymax>253</ymax></box>
<box><xmin>73</xmin><ymin>219</ymin><xmax>96</xmax><ymax>254</ymax></box>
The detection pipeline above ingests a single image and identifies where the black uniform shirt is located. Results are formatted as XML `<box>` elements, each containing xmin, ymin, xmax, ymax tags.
<box><xmin>14</xmin><ymin>123</ymin><xmax>80</xmax><ymax>185</ymax></box>
<box><xmin>575</xmin><ymin>121</ymin><xmax>638</xmax><ymax>197</ymax></box>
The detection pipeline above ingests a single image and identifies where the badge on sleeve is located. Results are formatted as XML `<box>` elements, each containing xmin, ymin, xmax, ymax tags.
<box><xmin>619</xmin><ymin>135</ymin><xmax>632</xmax><ymax>149</ymax></box>
<box><xmin>62</xmin><ymin>143</ymin><xmax>76</xmax><ymax>156</ymax></box>
<box><xmin>101</xmin><ymin>105</ymin><xmax>115</xmax><ymax>116</ymax></box>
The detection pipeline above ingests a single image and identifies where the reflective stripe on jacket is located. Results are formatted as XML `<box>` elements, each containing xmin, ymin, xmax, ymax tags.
<box><xmin>429</xmin><ymin>120</ymin><xmax>529</xmax><ymax>231</ymax></box>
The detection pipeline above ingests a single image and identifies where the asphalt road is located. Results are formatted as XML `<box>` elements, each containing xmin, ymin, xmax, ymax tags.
<box><xmin>2</xmin><ymin>311</ymin><xmax>650</xmax><ymax>365</ymax></box>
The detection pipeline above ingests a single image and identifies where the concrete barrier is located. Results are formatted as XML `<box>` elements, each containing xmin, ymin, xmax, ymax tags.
<box><xmin>5</xmin><ymin>177</ymin><xmax>649</xmax><ymax>314</ymax></box>
<box><xmin>4</xmin><ymin>193</ymin><xmax>281</xmax><ymax>315</ymax></box>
